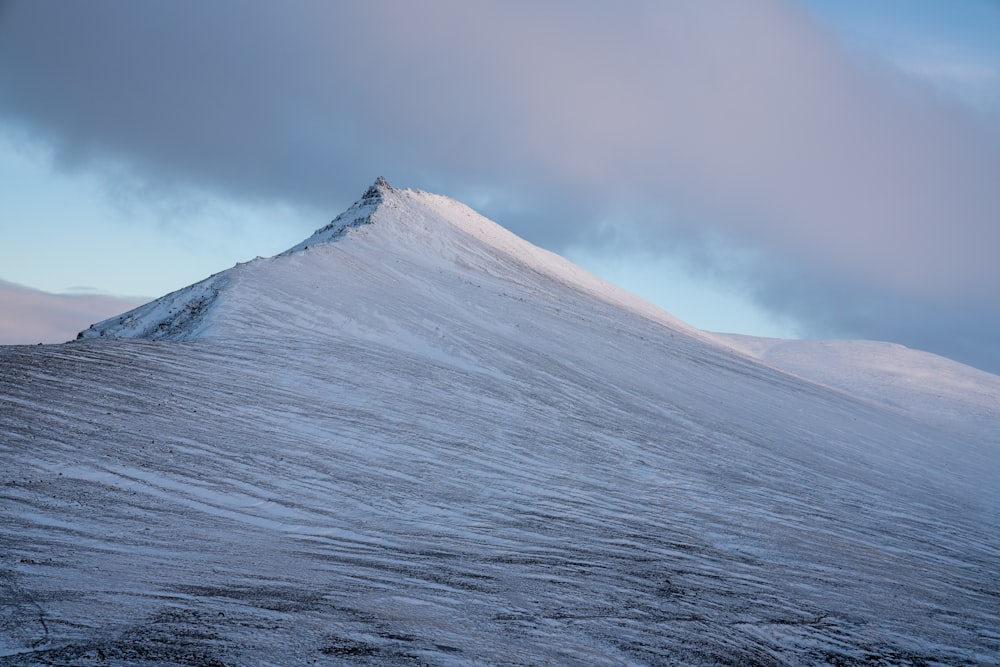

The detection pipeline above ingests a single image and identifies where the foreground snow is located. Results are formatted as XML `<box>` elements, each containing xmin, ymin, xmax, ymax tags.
<box><xmin>3</xmin><ymin>180</ymin><xmax>999</xmax><ymax>665</ymax></box>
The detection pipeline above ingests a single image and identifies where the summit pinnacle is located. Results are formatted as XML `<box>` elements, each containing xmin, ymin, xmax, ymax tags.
<box><xmin>362</xmin><ymin>176</ymin><xmax>394</xmax><ymax>202</ymax></box>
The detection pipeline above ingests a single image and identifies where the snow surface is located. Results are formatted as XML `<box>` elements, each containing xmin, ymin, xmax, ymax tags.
<box><xmin>4</xmin><ymin>179</ymin><xmax>1000</xmax><ymax>665</ymax></box>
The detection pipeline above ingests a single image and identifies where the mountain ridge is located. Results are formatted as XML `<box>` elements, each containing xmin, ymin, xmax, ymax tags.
<box><xmin>281</xmin><ymin>175</ymin><xmax>393</xmax><ymax>254</ymax></box>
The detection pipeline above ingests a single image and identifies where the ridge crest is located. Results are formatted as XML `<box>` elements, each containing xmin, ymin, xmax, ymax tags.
<box><xmin>283</xmin><ymin>177</ymin><xmax>397</xmax><ymax>254</ymax></box>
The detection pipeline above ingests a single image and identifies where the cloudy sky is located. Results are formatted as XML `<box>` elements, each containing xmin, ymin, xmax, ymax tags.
<box><xmin>1</xmin><ymin>0</ymin><xmax>999</xmax><ymax>373</ymax></box>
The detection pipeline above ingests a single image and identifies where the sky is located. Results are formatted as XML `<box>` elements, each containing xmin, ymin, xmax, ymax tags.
<box><xmin>1</xmin><ymin>1</ymin><xmax>999</xmax><ymax>374</ymax></box>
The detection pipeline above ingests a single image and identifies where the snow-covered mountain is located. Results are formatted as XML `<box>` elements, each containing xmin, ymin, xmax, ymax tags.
<box><xmin>78</xmin><ymin>176</ymin><xmax>697</xmax><ymax>346</ymax></box>
<box><xmin>3</xmin><ymin>179</ymin><xmax>998</xmax><ymax>665</ymax></box>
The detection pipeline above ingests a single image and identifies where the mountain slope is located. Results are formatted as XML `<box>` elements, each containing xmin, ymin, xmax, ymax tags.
<box><xmin>3</xmin><ymin>179</ymin><xmax>999</xmax><ymax>665</ymax></box>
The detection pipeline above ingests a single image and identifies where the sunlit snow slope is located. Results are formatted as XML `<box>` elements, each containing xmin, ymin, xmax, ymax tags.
<box><xmin>3</xmin><ymin>179</ymin><xmax>999</xmax><ymax>666</ymax></box>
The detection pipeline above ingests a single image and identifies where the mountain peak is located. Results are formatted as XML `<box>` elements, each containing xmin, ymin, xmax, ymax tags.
<box><xmin>283</xmin><ymin>177</ymin><xmax>398</xmax><ymax>254</ymax></box>
<box><xmin>362</xmin><ymin>176</ymin><xmax>394</xmax><ymax>202</ymax></box>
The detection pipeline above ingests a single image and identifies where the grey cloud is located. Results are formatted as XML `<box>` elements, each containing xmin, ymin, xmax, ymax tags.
<box><xmin>1</xmin><ymin>0</ymin><xmax>998</xmax><ymax>371</ymax></box>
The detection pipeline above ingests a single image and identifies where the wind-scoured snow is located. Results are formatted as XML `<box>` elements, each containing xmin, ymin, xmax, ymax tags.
<box><xmin>4</xmin><ymin>179</ymin><xmax>999</xmax><ymax>665</ymax></box>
